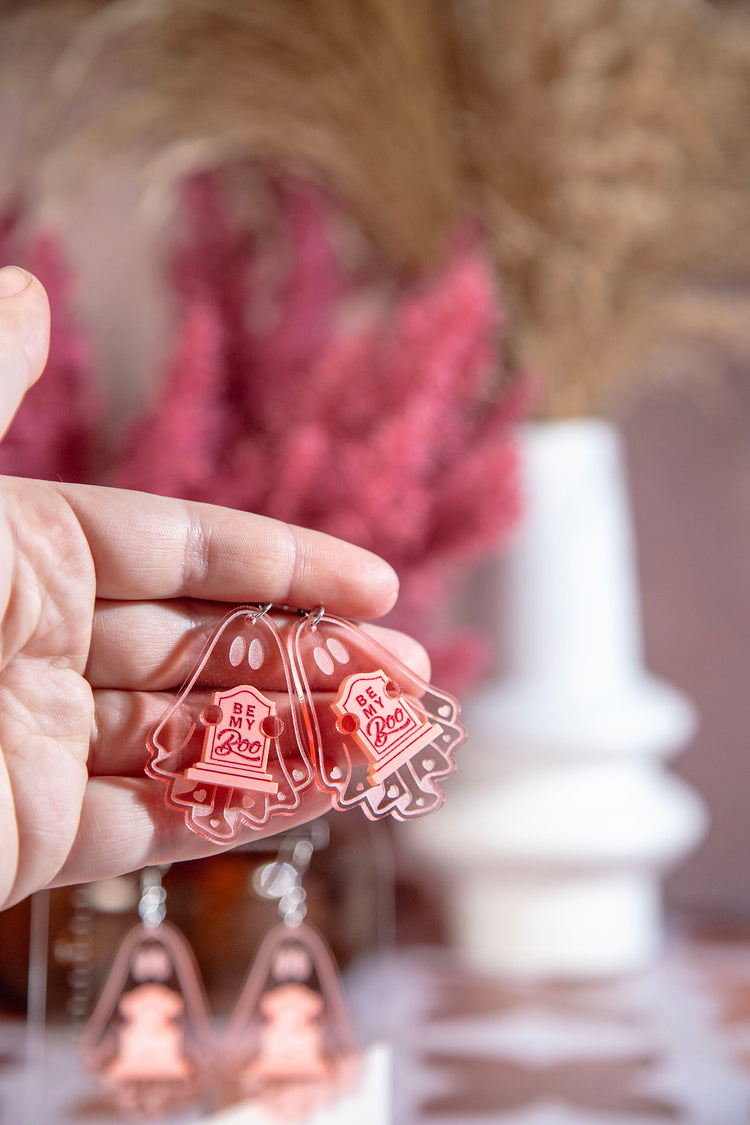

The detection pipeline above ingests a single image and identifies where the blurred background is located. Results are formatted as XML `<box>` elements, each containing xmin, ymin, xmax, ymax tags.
<box><xmin>0</xmin><ymin>0</ymin><xmax>749</xmax><ymax>1120</ymax></box>
<box><xmin>625</xmin><ymin>361</ymin><xmax>750</xmax><ymax>922</ymax></box>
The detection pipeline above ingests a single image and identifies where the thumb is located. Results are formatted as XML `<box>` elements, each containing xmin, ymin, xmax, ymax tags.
<box><xmin>0</xmin><ymin>266</ymin><xmax>50</xmax><ymax>440</ymax></box>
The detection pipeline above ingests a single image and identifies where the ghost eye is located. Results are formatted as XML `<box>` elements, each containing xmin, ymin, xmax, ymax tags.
<box><xmin>326</xmin><ymin>638</ymin><xmax>350</xmax><ymax>664</ymax></box>
<box><xmin>313</xmin><ymin>647</ymin><xmax>335</xmax><ymax>676</ymax></box>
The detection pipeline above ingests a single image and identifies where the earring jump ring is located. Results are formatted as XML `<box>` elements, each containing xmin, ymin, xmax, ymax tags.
<box><xmin>305</xmin><ymin>605</ymin><xmax>325</xmax><ymax>629</ymax></box>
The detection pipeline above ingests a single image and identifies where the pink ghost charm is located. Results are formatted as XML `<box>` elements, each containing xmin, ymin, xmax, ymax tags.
<box><xmin>105</xmin><ymin>982</ymin><xmax>192</xmax><ymax>1082</ymax></box>
<box><xmin>81</xmin><ymin>922</ymin><xmax>213</xmax><ymax>1118</ymax></box>
<box><xmin>223</xmin><ymin>922</ymin><xmax>360</xmax><ymax>1121</ymax></box>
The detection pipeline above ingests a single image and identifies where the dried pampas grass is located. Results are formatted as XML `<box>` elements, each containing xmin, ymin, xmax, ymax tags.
<box><xmin>1</xmin><ymin>0</ymin><xmax>749</xmax><ymax>415</ymax></box>
<box><xmin>451</xmin><ymin>0</ymin><xmax>750</xmax><ymax>413</ymax></box>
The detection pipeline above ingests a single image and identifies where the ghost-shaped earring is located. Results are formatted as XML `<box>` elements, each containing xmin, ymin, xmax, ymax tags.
<box><xmin>147</xmin><ymin>604</ymin><xmax>466</xmax><ymax>844</ymax></box>
<box><xmin>223</xmin><ymin>831</ymin><xmax>361</xmax><ymax>1118</ymax></box>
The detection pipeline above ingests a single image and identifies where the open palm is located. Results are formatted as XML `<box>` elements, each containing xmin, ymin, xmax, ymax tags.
<box><xmin>0</xmin><ymin>267</ymin><xmax>421</xmax><ymax>908</ymax></box>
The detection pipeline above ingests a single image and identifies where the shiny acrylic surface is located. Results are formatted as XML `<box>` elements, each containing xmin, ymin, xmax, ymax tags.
<box><xmin>147</xmin><ymin>606</ymin><xmax>466</xmax><ymax>842</ymax></box>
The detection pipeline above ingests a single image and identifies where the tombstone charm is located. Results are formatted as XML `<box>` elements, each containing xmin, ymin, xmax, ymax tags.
<box><xmin>147</xmin><ymin>607</ymin><xmax>314</xmax><ymax>842</ymax></box>
<box><xmin>288</xmin><ymin>609</ymin><xmax>466</xmax><ymax>822</ymax></box>
<box><xmin>185</xmin><ymin>685</ymin><xmax>280</xmax><ymax>794</ymax></box>
<box><xmin>80</xmin><ymin>920</ymin><xmax>213</xmax><ymax>1118</ymax></box>
<box><xmin>331</xmin><ymin>670</ymin><xmax>443</xmax><ymax>785</ymax></box>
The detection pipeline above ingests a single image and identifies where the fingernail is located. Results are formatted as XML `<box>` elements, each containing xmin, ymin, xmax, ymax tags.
<box><xmin>0</xmin><ymin>266</ymin><xmax>34</xmax><ymax>298</ymax></box>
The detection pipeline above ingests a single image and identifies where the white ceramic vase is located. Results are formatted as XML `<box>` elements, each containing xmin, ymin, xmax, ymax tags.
<box><xmin>408</xmin><ymin>419</ymin><xmax>707</xmax><ymax>978</ymax></box>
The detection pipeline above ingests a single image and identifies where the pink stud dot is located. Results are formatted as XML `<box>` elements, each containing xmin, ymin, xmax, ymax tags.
<box><xmin>200</xmin><ymin>704</ymin><xmax>223</xmax><ymax>726</ymax></box>
<box><xmin>261</xmin><ymin>715</ymin><xmax>284</xmax><ymax>738</ymax></box>
<box><xmin>337</xmin><ymin>713</ymin><xmax>359</xmax><ymax>735</ymax></box>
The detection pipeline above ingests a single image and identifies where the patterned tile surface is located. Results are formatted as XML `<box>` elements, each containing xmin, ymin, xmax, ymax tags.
<box><xmin>4</xmin><ymin>938</ymin><xmax>750</xmax><ymax>1123</ymax></box>
<box><xmin>378</xmin><ymin>940</ymin><xmax>750</xmax><ymax>1125</ymax></box>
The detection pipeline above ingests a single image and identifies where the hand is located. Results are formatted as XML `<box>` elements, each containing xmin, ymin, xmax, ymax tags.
<box><xmin>0</xmin><ymin>266</ymin><xmax>427</xmax><ymax>909</ymax></box>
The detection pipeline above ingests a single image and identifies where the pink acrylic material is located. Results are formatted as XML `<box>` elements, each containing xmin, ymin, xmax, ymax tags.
<box><xmin>225</xmin><ymin>922</ymin><xmax>360</xmax><ymax>1119</ymax></box>
<box><xmin>147</xmin><ymin>605</ymin><xmax>466</xmax><ymax>841</ymax></box>
<box><xmin>104</xmin><ymin>983</ymin><xmax>192</xmax><ymax>1082</ymax></box>
<box><xmin>252</xmin><ymin>983</ymin><xmax>330</xmax><ymax>1080</ymax></box>
<box><xmin>288</xmin><ymin>610</ymin><xmax>466</xmax><ymax>821</ymax></box>
<box><xmin>330</xmin><ymin>668</ymin><xmax>444</xmax><ymax>784</ymax></box>
<box><xmin>147</xmin><ymin>608</ymin><xmax>315</xmax><ymax>842</ymax></box>
<box><xmin>80</xmin><ymin>921</ymin><xmax>214</xmax><ymax>1117</ymax></box>
<box><xmin>185</xmin><ymin>684</ymin><xmax>281</xmax><ymax>794</ymax></box>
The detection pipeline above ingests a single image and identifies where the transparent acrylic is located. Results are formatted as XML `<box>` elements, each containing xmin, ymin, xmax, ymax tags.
<box><xmin>147</xmin><ymin>606</ymin><xmax>466</xmax><ymax>843</ymax></box>
<box><xmin>223</xmin><ymin>921</ymin><xmax>361</xmax><ymax>1120</ymax></box>
<box><xmin>80</xmin><ymin>919</ymin><xmax>214</xmax><ymax>1118</ymax></box>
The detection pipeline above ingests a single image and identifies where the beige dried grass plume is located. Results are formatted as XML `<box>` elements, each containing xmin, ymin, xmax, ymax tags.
<box><xmin>2</xmin><ymin>0</ymin><xmax>749</xmax><ymax>415</ymax></box>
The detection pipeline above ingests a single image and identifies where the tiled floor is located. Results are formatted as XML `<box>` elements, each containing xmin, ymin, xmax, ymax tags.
<box><xmin>388</xmin><ymin>939</ymin><xmax>750</xmax><ymax>1124</ymax></box>
<box><xmin>3</xmin><ymin>937</ymin><xmax>750</xmax><ymax>1123</ymax></box>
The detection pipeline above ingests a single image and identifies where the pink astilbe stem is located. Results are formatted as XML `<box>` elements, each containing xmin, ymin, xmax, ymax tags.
<box><xmin>114</xmin><ymin>175</ymin><xmax>526</xmax><ymax>684</ymax></box>
<box><xmin>118</xmin><ymin>299</ymin><xmax>227</xmax><ymax>497</ymax></box>
<box><xmin>0</xmin><ymin>171</ymin><xmax>525</xmax><ymax>689</ymax></box>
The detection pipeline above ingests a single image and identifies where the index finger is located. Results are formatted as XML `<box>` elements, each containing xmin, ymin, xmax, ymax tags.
<box><xmin>52</xmin><ymin>482</ymin><xmax>399</xmax><ymax>619</ymax></box>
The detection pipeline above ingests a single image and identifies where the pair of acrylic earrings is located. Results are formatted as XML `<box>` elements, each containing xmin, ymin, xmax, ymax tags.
<box><xmin>147</xmin><ymin>604</ymin><xmax>466</xmax><ymax>842</ymax></box>
<box><xmin>81</xmin><ymin>838</ymin><xmax>359</xmax><ymax>1120</ymax></box>
<box><xmin>78</xmin><ymin>605</ymin><xmax>463</xmax><ymax>1115</ymax></box>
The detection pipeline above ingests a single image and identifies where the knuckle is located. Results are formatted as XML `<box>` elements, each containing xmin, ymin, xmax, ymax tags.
<box><xmin>180</xmin><ymin>506</ymin><xmax>211</xmax><ymax>591</ymax></box>
<box><xmin>281</xmin><ymin>523</ymin><xmax>302</xmax><ymax>598</ymax></box>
